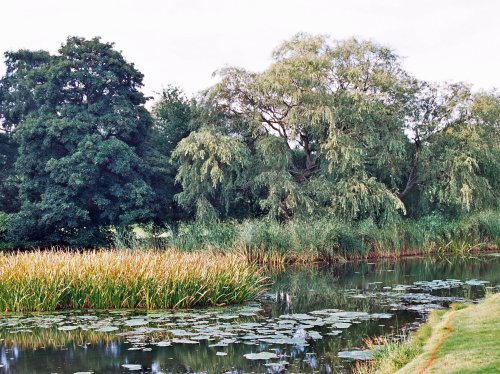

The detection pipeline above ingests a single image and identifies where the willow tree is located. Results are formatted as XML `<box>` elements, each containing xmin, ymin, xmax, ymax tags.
<box><xmin>172</xmin><ymin>128</ymin><xmax>250</xmax><ymax>223</ymax></box>
<box><xmin>200</xmin><ymin>33</ymin><xmax>410</xmax><ymax>221</ymax></box>
<box><xmin>419</xmin><ymin>89</ymin><xmax>499</xmax><ymax>214</ymax></box>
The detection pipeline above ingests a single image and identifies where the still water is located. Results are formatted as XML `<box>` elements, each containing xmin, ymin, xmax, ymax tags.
<box><xmin>1</xmin><ymin>253</ymin><xmax>499</xmax><ymax>373</ymax></box>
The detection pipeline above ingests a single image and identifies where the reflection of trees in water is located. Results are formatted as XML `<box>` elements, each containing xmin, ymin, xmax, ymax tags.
<box><xmin>267</xmin><ymin>254</ymin><xmax>500</xmax><ymax>316</ymax></box>
<box><xmin>1</xmin><ymin>328</ymin><xmax>118</xmax><ymax>349</ymax></box>
<box><xmin>0</xmin><ymin>254</ymin><xmax>498</xmax><ymax>373</ymax></box>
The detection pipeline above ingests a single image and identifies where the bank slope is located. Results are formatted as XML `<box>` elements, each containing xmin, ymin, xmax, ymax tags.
<box><xmin>358</xmin><ymin>294</ymin><xmax>500</xmax><ymax>374</ymax></box>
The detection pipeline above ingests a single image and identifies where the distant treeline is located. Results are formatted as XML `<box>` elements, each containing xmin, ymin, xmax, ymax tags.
<box><xmin>0</xmin><ymin>34</ymin><xmax>498</xmax><ymax>247</ymax></box>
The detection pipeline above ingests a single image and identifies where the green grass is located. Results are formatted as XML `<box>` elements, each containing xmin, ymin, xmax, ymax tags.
<box><xmin>356</xmin><ymin>294</ymin><xmax>500</xmax><ymax>374</ymax></box>
<box><xmin>0</xmin><ymin>249</ymin><xmax>267</xmax><ymax>312</ymax></box>
<box><xmin>115</xmin><ymin>211</ymin><xmax>500</xmax><ymax>264</ymax></box>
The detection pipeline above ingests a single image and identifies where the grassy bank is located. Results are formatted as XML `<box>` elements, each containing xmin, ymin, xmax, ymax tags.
<box><xmin>0</xmin><ymin>250</ymin><xmax>267</xmax><ymax>312</ymax></box>
<box><xmin>357</xmin><ymin>294</ymin><xmax>500</xmax><ymax>374</ymax></box>
<box><xmin>118</xmin><ymin>211</ymin><xmax>500</xmax><ymax>264</ymax></box>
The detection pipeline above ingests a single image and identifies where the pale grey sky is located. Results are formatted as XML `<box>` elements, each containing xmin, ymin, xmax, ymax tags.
<box><xmin>1</xmin><ymin>0</ymin><xmax>499</xmax><ymax>102</ymax></box>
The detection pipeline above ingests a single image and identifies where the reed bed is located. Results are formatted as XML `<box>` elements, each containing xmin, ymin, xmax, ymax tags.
<box><xmin>0</xmin><ymin>249</ymin><xmax>267</xmax><ymax>312</ymax></box>
<box><xmin>117</xmin><ymin>210</ymin><xmax>499</xmax><ymax>265</ymax></box>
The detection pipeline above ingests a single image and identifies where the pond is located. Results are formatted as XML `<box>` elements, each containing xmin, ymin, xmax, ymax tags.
<box><xmin>1</xmin><ymin>253</ymin><xmax>499</xmax><ymax>373</ymax></box>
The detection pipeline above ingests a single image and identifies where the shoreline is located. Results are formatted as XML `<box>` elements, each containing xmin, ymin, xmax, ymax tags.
<box><xmin>356</xmin><ymin>294</ymin><xmax>500</xmax><ymax>374</ymax></box>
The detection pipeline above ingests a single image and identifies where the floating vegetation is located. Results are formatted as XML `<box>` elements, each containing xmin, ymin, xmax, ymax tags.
<box><xmin>244</xmin><ymin>352</ymin><xmax>278</xmax><ymax>360</ymax></box>
<box><xmin>121</xmin><ymin>364</ymin><xmax>143</xmax><ymax>371</ymax></box>
<box><xmin>338</xmin><ymin>350</ymin><xmax>374</xmax><ymax>360</ymax></box>
<box><xmin>0</xmin><ymin>249</ymin><xmax>267</xmax><ymax>312</ymax></box>
<box><xmin>0</xmin><ymin>254</ymin><xmax>498</xmax><ymax>373</ymax></box>
<box><xmin>0</xmin><ymin>301</ymin><xmax>393</xmax><ymax>358</ymax></box>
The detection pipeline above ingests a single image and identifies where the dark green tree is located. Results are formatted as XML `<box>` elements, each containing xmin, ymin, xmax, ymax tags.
<box><xmin>147</xmin><ymin>86</ymin><xmax>193</xmax><ymax>223</ymax></box>
<box><xmin>2</xmin><ymin>37</ymin><xmax>155</xmax><ymax>246</ymax></box>
<box><xmin>0</xmin><ymin>50</ymin><xmax>52</xmax><ymax>215</ymax></box>
<box><xmin>0</xmin><ymin>133</ymin><xmax>18</xmax><ymax>213</ymax></box>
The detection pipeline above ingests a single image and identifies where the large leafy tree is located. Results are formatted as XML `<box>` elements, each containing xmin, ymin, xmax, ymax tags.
<box><xmin>0</xmin><ymin>50</ymin><xmax>52</xmax><ymax>214</ymax></box>
<box><xmin>1</xmin><ymin>37</ymin><xmax>155</xmax><ymax>245</ymax></box>
<box><xmin>147</xmin><ymin>86</ymin><xmax>193</xmax><ymax>223</ymax></box>
<box><xmin>422</xmin><ymin>90</ymin><xmax>499</xmax><ymax>214</ymax></box>
<box><xmin>174</xmin><ymin>34</ymin><xmax>499</xmax><ymax>222</ymax></box>
<box><xmin>0</xmin><ymin>132</ymin><xmax>18</xmax><ymax>214</ymax></box>
<box><xmin>183</xmin><ymin>34</ymin><xmax>410</xmax><ymax>221</ymax></box>
<box><xmin>400</xmin><ymin>82</ymin><xmax>500</xmax><ymax>215</ymax></box>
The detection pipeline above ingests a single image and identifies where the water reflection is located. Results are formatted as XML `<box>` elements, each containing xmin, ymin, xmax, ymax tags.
<box><xmin>0</xmin><ymin>253</ymin><xmax>499</xmax><ymax>373</ymax></box>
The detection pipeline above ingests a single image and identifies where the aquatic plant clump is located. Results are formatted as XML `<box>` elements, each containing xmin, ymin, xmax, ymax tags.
<box><xmin>0</xmin><ymin>250</ymin><xmax>267</xmax><ymax>312</ymax></box>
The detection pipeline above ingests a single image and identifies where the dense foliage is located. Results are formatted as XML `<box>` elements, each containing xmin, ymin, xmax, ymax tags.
<box><xmin>0</xmin><ymin>34</ymin><xmax>498</xmax><ymax>247</ymax></box>
<box><xmin>1</xmin><ymin>38</ymin><xmax>158</xmax><ymax>245</ymax></box>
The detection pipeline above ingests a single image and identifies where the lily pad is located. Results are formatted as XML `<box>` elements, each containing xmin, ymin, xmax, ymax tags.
<box><xmin>338</xmin><ymin>350</ymin><xmax>373</xmax><ymax>360</ymax></box>
<box><xmin>122</xmin><ymin>364</ymin><xmax>143</xmax><ymax>371</ymax></box>
<box><xmin>96</xmin><ymin>326</ymin><xmax>119</xmax><ymax>332</ymax></box>
<box><xmin>58</xmin><ymin>325</ymin><xmax>79</xmax><ymax>331</ymax></box>
<box><xmin>172</xmin><ymin>338</ymin><xmax>199</xmax><ymax>344</ymax></box>
<box><xmin>333</xmin><ymin>322</ymin><xmax>351</xmax><ymax>329</ymax></box>
<box><xmin>465</xmin><ymin>279</ymin><xmax>489</xmax><ymax>286</ymax></box>
<box><xmin>124</xmin><ymin>319</ymin><xmax>148</xmax><ymax>327</ymax></box>
<box><xmin>244</xmin><ymin>351</ymin><xmax>278</xmax><ymax>360</ymax></box>
<box><xmin>155</xmin><ymin>341</ymin><xmax>172</xmax><ymax>347</ymax></box>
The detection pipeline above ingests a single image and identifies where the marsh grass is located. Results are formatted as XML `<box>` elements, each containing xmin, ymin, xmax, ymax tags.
<box><xmin>355</xmin><ymin>317</ymin><xmax>437</xmax><ymax>374</ymax></box>
<box><xmin>130</xmin><ymin>211</ymin><xmax>499</xmax><ymax>264</ymax></box>
<box><xmin>0</xmin><ymin>249</ymin><xmax>267</xmax><ymax>312</ymax></box>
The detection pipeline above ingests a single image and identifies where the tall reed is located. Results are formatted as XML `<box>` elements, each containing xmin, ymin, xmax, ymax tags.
<box><xmin>131</xmin><ymin>210</ymin><xmax>500</xmax><ymax>264</ymax></box>
<box><xmin>0</xmin><ymin>249</ymin><xmax>267</xmax><ymax>312</ymax></box>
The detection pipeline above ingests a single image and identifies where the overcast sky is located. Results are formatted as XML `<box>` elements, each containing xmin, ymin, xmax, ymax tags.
<box><xmin>2</xmin><ymin>0</ymin><xmax>499</xmax><ymax>102</ymax></box>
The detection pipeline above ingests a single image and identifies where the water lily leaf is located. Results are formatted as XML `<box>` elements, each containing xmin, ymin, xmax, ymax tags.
<box><xmin>244</xmin><ymin>352</ymin><xmax>278</xmax><ymax>360</ymax></box>
<box><xmin>209</xmin><ymin>338</ymin><xmax>236</xmax><ymax>347</ymax></box>
<box><xmin>333</xmin><ymin>322</ymin><xmax>351</xmax><ymax>329</ymax></box>
<box><xmin>124</xmin><ymin>319</ymin><xmax>148</xmax><ymax>327</ymax></box>
<box><xmin>370</xmin><ymin>313</ymin><xmax>392</xmax><ymax>319</ymax></box>
<box><xmin>58</xmin><ymin>325</ymin><xmax>79</xmax><ymax>331</ymax></box>
<box><xmin>122</xmin><ymin>364</ymin><xmax>143</xmax><ymax>370</ymax></box>
<box><xmin>338</xmin><ymin>350</ymin><xmax>373</xmax><ymax>360</ymax></box>
<box><xmin>310</xmin><ymin>309</ymin><xmax>342</xmax><ymax>315</ymax></box>
<box><xmin>326</xmin><ymin>330</ymin><xmax>342</xmax><ymax>336</ymax></box>
<box><xmin>465</xmin><ymin>279</ymin><xmax>489</xmax><ymax>286</ymax></box>
<box><xmin>334</xmin><ymin>311</ymin><xmax>369</xmax><ymax>319</ymax></box>
<box><xmin>96</xmin><ymin>326</ymin><xmax>119</xmax><ymax>332</ymax></box>
<box><xmin>264</xmin><ymin>361</ymin><xmax>288</xmax><ymax>368</ymax></box>
<box><xmin>155</xmin><ymin>341</ymin><xmax>172</xmax><ymax>347</ymax></box>
<box><xmin>237</xmin><ymin>322</ymin><xmax>262</xmax><ymax>329</ymax></box>
<box><xmin>219</xmin><ymin>314</ymin><xmax>240</xmax><ymax>320</ymax></box>
<box><xmin>190</xmin><ymin>335</ymin><xmax>211</xmax><ymax>340</ymax></box>
<box><xmin>280</xmin><ymin>313</ymin><xmax>315</xmax><ymax>320</ymax></box>
<box><xmin>172</xmin><ymin>338</ymin><xmax>199</xmax><ymax>344</ymax></box>
<box><xmin>308</xmin><ymin>331</ymin><xmax>322</xmax><ymax>340</ymax></box>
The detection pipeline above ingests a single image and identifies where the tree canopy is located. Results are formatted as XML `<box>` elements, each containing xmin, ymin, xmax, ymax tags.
<box><xmin>0</xmin><ymin>33</ymin><xmax>498</xmax><ymax>247</ymax></box>
<box><xmin>0</xmin><ymin>37</ymin><xmax>155</xmax><ymax>245</ymax></box>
